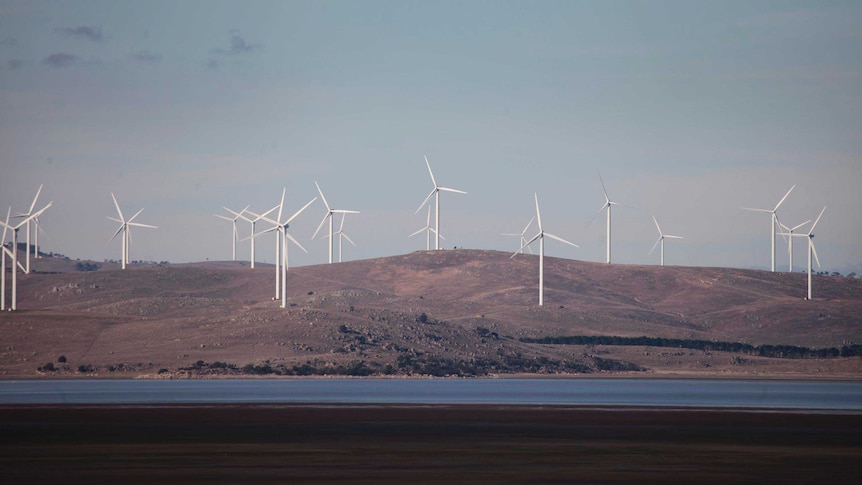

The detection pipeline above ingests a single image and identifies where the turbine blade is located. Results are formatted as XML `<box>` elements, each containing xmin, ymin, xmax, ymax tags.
<box><xmin>312</xmin><ymin>213</ymin><xmax>329</xmax><ymax>240</ymax></box>
<box><xmin>424</xmin><ymin>155</ymin><xmax>437</xmax><ymax>188</ymax></box>
<box><xmin>315</xmin><ymin>181</ymin><xmax>331</xmax><ymax>211</ymax></box>
<box><xmin>511</xmin><ymin>233</ymin><xmax>541</xmax><ymax>258</ymax></box>
<box><xmin>740</xmin><ymin>207</ymin><xmax>771</xmax><ymax>213</ymax></box>
<box><xmin>534</xmin><ymin>193</ymin><xmax>543</xmax><ymax>232</ymax></box>
<box><xmin>286</xmin><ymin>197</ymin><xmax>318</xmax><ymax>224</ymax></box>
<box><xmin>652</xmin><ymin>214</ymin><xmax>662</xmax><ymax>236</ymax></box>
<box><xmin>773</xmin><ymin>184</ymin><xmax>796</xmax><ymax>211</ymax></box>
<box><xmin>127</xmin><ymin>208</ymin><xmax>144</xmax><ymax>224</ymax></box>
<box><xmin>332</xmin><ymin>210</ymin><xmax>360</xmax><ymax>214</ymax></box>
<box><xmin>791</xmin><ymin>220</ymin><xmax>811</xmax><ymax>231</ymax></box>
<box><xmin>649</xmin><ymin>236</ymin><xmax>661</xmax><ymax>255</ymax></box>
<box><xmin>338</xmin><ymin>213</ymin><xmax>346</xmax><ymax>232</ymax></box>
<box><xmin>342</xmin><ymin>233</ymin><xmax>357</xmax><ymax>247</ymax></box>
<box><xmin>249</xmin><ymin>225</ymin><xmax>278</xmax><ymax>239</ymax></box>
<box><xmin>111</xmin><ymin>193</ymin><xmax>125</xmax><ymax>222</ymax></box>
<box><xmin>545</xmin><ymin>232</ymin><xmax>579</xmax><ymax>248</ymax></box>
<box><xmin>28</xmin><ymin>184</ymin><xmax>43</xmax><ymax>214</ymax></box>
<box><xmin>585</xmin><ymin>204</ymin><xmax>606</xmax><ymax>228</ymax></box>
<box><xmin>107</xmin><ymin>225</ymin><xmax>124</xmax><ymax>245</ymax></box>
<box><xmin>598</xmin><ymin>172</ymin><xmax>610</xmax><ymax>202</ymax></box>
<box><xmin>277</xmin><ymin>187</ymin><xmax>286</xmax><ymax>224</ymax></box>
<box><xmin>214</xmin><ymin>214</ymin><xmax>233</xmax><ymax>221</ymax></box>
<box><xmin>286</xmin><ymin>232</ymin><xmax>308</xmax><ymax>253</ymax></box>
<box><xmin>416</xmin><ymin>189</ymin><xmax>436</xmax><ymax>214</ymax></box>
<box><xmin>809</xmin><ymin>206</ymin><xmax>827</xmax><ymax>234</ymax></box>
<box><xmin>426</xmin><ymin>206</ymin><xmax>431</xmax><ymax>225</ymax></box>
<box><xmin>127</xmin><ymin>222</ymin><xmax>157</xmax><ymax>229</ymax></box>
<box><xmin>408</xmin><ymin>228</ymin><xmax>425</xmax><ymax>238</ymax></box>
<box><xmin>106</xmin><ymin>216</ymin><xmax>123</xmax><ymax>223</ymax></box>
<box><xmin>664</xmin><ymin>235</ymin><xmax>684</xmax><ymax>239</ymax></box>
<box><xmin>810</xmin><ymin>240</ymin><xmax>821</xmax><ymax>268</ymax></box>
<box><xmin>438</xmin><ymin>186</ymin><xmax>467</xmax><ymax>195</ymax></box>
<box><xmin>522</xmin><ymin>216</ymin><xmax>535</xmax><ymax>236</ymax></box>
<box><xmin>1</xmin><ymin>207</ymin><xmax>10</xmax><ymax>241</ymax></box>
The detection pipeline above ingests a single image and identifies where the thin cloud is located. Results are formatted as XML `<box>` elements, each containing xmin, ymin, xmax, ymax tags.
<box><xmin>42</xmin><ymin>52</ymin><xmax>79</xmax><ymax>67</ymax></box>
<box><xmin>207</xmin><ymin>58</ymin><xmax>219</xmax><ymax>69</ymax></box>
<box><xmin>130</xmin><ymin>50</ymin><xmax>162</xmax><ymax>63</ymax></box>
<box><xmin>212</xmin><ymin>31</ymin><xmax>260</xmax><ymax>56</ymax></box>
<box><xmin>56</xmin><ymin>25</ymin><xmax>104</xmax><ymax>42</ymax></box>
<box><xmin>1</xmin><ymin>37</ymin><xmax>19</xmax><ymax>47</ymax></box>
<box><xmin>7</xmin><ymin>59</ymin><xmax>25</xmax><ymax>69</ymax></box>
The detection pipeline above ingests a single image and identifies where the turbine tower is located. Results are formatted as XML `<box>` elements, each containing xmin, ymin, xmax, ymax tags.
<box><xmin>778</xmin><ymin>219</ymin><xmax>810</xmax><ymax>273</ymax></box>
<box><xmin>106</xmin><ymin>193</ymin><xmax>157</xmax><ymax>270</ymax></box>
<box><xmin>409</xmin><ymin>206</ymin><xmax>444</xmax><ymax>251</ymax></box>
<box><xmin>782</xmin><ymin>207</ymin><xmax>826</xmax><ymax>300</ymax></box>
<box><xmin>2</xmin><ymin>202</ymin><xmax>51</xmax><ymax>311</ymax></box>
<box><xmin>11</xmin><ymin>184</ymin><xmax>45</xmax><ymax>273</ymax></box>
<box><xmin>257</xmin><ymin>189</ymin><xmax>316</xmax><ymax>308</ymax></box>
<box><xmin>312</xmin><ymin>181</ymin><xmax>359</xmax><ymax>264</ymax></box>
<box><xmin>588</xmin><ymin>173</ymin><xmax>626</xmax><ymax>264</ymax></box>
<box><xmin>213</xmin><ymin>205</ymin><xmax>249</xmax><ymax>261</ymax></box>
<box><xmin>649</xmin><ymin>215</ymin><xmax>683</xmax><ymax>266</ymax></box>
<box><xmin>511</xmin><ymin>193</ymin><xmax>578</xmax><ymax>306</ymax></box>
<box><xmin>416</xmin><ymin>155</ymin><xmax>466</xmax><ymax>251</ymax></box>
<box><xmin>502</xmin><ymin>216</ymin><xmax>535</xmax><ymax>255</ymax></box>
<box><xmin>741</xmin><ymin>184</ymin><xmax>795</xmax><ymax>272</ymax></box>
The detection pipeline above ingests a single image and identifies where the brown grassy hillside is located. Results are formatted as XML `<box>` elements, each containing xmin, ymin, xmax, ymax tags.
<box><xmin>2</xmin><ymin>249</ymin><xmax>860</xmax><ymax>378</ymax></box>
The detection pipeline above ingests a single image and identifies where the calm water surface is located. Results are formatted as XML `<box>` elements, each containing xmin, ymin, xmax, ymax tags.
<box><xmin>1</xmin><ymin>379</ymin><xmax>861</xmax><ymax>410</ymax></box>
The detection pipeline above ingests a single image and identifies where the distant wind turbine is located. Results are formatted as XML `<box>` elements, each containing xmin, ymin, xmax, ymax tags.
<box><xmin>409</xmin><ymin>206</ymin><xmax>444</xmax><ymax>251</ymax></box>
<box><xmin>242</xmin><ymin>206</ymin><xmax>278</xmax><ymax>269</ymax></box>
<box><xmin>2</xmin><ymin>202</ymin><xmax>52</xmax><ymax>311</ymax></box>
<box><xmin>257</xmin><ymin>189</ymin><xmax>316</xmax><ymax>307</ymax></box>
<box><xmin>741</xmin><ymin>184</ymin><xmax>795</xmax><ymax>272</ymax></box>
<box><xmin>781</xmin><ymin>207</ymin><xmax>826</xmax><ymax>300</ymax></box>
<box><xmin>106</xmin><ymin>193</ymin><xmax>156</xmax><ymax>270</ymax></box>
<box><xmin>327</xmin><ymin>212</ymin><xmax>356</xmax><ymax>263</ymax></box>
<box><xmin>778</xmin><ymin>219</ymin><xmax>810</xmax><ymax>273</ymax></box>
<box><xmin>587</xmin><ymin>173</ymin><xmax>627</xmax><ymax>264</ymax></box>
<box><xmin>416</xmin><ymin>155</ymin><xmax>466</xmax><ymax>251</ymax></box>
<box><xmin>502</xmin><ymin>216</ymin><xmax>535</xmax><ymax>255</ymax></box>
<box><xmin>312</xmin><ymin>181</ymin><xmax>359</xmax><ymax>264</ymax></box>
<box><xmin>11</xmin><ymin>184</ymin><xmax>45</xmax><ymax>273</ymax></box>
<box><xmin>649</xmin><ymin>215</ymin><xmax>683</xmax><ymax>266</ymax></box>
<box><xmin>213</xmin><ymin>205</ymin><xmax>249</xmax><ymax>261</ymax></box>
<box><xmin>511</xmin><ymin>193</ymin><xmax>578</xmax><ymax>306</ymax></box>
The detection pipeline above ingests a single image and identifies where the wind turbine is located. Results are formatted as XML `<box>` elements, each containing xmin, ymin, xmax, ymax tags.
<box><xmin>409</xmin><ymin>206</ymin><xmax>444</xmax><ymax>251</ymax></box>
<box><xmin>327</xmin><ymin>212</ymin><xmax>357</xmax><ymax>263</ymax></box>
<box><xmin>781</xmin><ymin>207</ymin><xmax>826</xmax><ymax>300</ymax></box>
<box><xmin>11</xmin><ymin>184</ymin><xmax>45</xmax><ymax>273</ymax></box>
<box><xmin>256</xmin><ymin>189</ymin><xmax>316</xmax><ymax>307</ymax></box>
<box><xmin>649</xmin><ymin>215</ymin><xmax>683</xmax><ymax>266</ymax></box>
<box><xmin>502</xmin><ymin>216</ymin><xmax>535</xmax><ymax>255</ymax></box>
<box><xmin>778</xmin><ymin>219</ymin><xmax>810</xmax><ymax>273</ymax></box>
<box><xmin>241</xmin><ymin>206</ymin><xmax>277</xmax><ymax>269</ymax></box>
<box><xmin>587</xmin><ymin>173</ymin><xmax>626</xmax><ymax>264</ymax></box>
<box><xmin>511</xmin><ymin>193</ymin><xmax>578</xmax><ymax>306</ymax></box>
<box><xmin>106</xmin><ymin>193</ymin><xmax>157</xmax><ymax>270</ymax></box>
<box><xmin>312</xmin><ymin>181</ymin><xmax>359</xmax><ymax>264</ymax></box>
<box><xmin>741</xmin><ymin>184</ymin><xmax>795</xmax><ymax>272</ymax></box>
<box><xmin>2</xmin><ymin>202</ymin><xmax>52</xmax><ymax>311</ymax></box>
<box><xmin>415</xmin><ymin>155</ymin><xmax>467</xmax><ymax>251</ymax></box>
<box><xmin>213</xmin><ymin>205</ymin><xmax>249</xmax><ymax>261</ymax></box>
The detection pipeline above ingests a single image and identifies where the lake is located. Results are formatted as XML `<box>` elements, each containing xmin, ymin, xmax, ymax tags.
<box><xmin>2</xmin><ymin>378</ymin><xmax>861</xmax><ymax>410</ymax></box>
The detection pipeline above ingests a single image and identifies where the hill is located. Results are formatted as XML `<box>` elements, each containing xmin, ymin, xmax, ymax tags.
<box><xmin>1</xmin><ymin>249</ymin><xmax>860</xmax><ymax>378</ymax></box>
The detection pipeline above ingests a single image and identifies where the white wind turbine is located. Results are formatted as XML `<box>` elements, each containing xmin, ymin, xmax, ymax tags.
<box><xmin>213</xmin><ymin>205</ymin><xmax>249</xmax><ymax>261</ymax></box>
<box><xmin>649</xmin><ymin>215</ymin><xmax>683</xmax><ymax>266</ymax></box>
<box><xmin>511</xmin><ymin>193</ymin><xmax>578</xmax><ymax>306</ymax></box>
<box><xmin>312</xmin><ymin>181</ymin><xmax>359</xmax><ymax>264</ymax></box>
<box><xmin>256</xmin><ymin>189</ymin><xmax>316</xmax><ymax>307</ymax></box>
<box><xmin>409</xmin><ymin>206</ymin><xmax>444</xmax><ymax>251</ymax></box>
<box><xmin>241</xmin><ymin>206</ymin><xmax>278</xmax><ymax>269</ymax></box>
<box><xmin>106</xmin><ymin>193</ymin><xmax>157</xmax><ymax>270</ymax></box>
<box><xmin>416</xmin><ymin>155</ymin><xmax>467</xmax><ymax>251</ymax></box>
<box><xmin>781</xmin><ymin>207</ymin><xmax>826</xmax><ymax>300</ymax></box>
<box><xmin>778</xmin><ymin>219</ymin><xmax>810</xmax><ymax>273</ymax></box>
<box><xmin>587</xmin><ymin>173</ymin><xmax>627</xmax><ymax>264</ymax></box>
<box><xmin>11</xmin><ymin>184</ymin><xmax>46</xmax><ymax>273</ymax></box>
<box><xmin>741</xmin><ymin>184</ymin><xmax>795</xmax><ymax>272</ymax></box>
<box><xmin>502</xmin><ymin>216</ymin><xmax>535</xmax><ymax>255</ymax></box>
<box><xmin>327</xmin><ymin>212</ymin><xmax>357</xmax><ymax>263</ymax></box>
<box><xmin>2</xmin><ymin>202</ymin><xmax>52</xmax><ymax>311</ymax></box>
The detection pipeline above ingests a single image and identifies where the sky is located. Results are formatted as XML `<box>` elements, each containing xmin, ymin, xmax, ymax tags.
<box><xmin>1</xmin><ymin>0</ymin><xmax>861</xmax><ymax>274</ymax></box>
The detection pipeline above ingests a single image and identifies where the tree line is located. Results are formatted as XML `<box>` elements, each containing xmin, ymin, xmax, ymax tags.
<box><xmin>519</xmin><ymin>335</ymin><xmax>862</xmax><ymax>359</ymax></box>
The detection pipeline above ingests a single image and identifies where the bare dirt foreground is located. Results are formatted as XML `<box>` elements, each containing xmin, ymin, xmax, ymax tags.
<box><xmin>1</xmin><ymin>404</ymin><xmax>860</xmax><ymax>484</ymax></box>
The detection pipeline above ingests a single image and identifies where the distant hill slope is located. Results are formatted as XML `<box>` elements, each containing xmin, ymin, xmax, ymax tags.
<box><xmin>1</xmin><ymin>250</ymin><xmax>860</xmax><ymax>378</ymax></box>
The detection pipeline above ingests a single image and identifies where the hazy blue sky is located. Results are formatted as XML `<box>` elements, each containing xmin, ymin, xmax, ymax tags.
<box><xmin>2</xmin><ymin>0</ymin><xmax>860</xmax><ymax>274</ymax></box>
